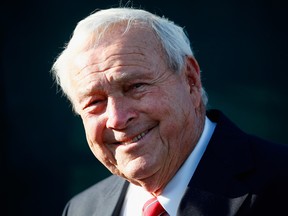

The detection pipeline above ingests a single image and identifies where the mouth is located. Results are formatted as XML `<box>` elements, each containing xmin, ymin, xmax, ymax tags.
<box><xmin>114</xmin><ymin>129</ymin><xmax>151</xmax><ymax>146</ymax></box>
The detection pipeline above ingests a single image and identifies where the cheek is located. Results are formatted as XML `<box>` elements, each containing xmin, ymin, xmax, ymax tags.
<box><xmin>82</xmin><ymin>117</ymin><xmax>120</xmax><ymax>173</ymax></box>
<box><xmin>156</xmin><ymin>95</ymin><xmax>193</xmax><ymax>138</ymax></box>
<box><xmin>82</xmin><ymin>115</ymin><xmax>104</xmax><ymax>145</ymax></box>
<box><xmin>82</xmin><ymin>117</ymin><xmax>107</xmax><ymax>159</ymax></box>
<box><xmin>82</xmin><ymin>118</ymin><xmax>102</xmax><ymax>155</ymax></box>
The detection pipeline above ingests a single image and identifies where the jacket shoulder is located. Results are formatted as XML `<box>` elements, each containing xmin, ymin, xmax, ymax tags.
<box><xmin>62</xmin><ymin>175</ymin><xmax>127</xmax><ymax>216</ymax></box>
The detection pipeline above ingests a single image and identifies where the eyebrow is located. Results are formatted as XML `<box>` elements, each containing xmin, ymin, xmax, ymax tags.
<box><xmin>114</xmin><ymin>68</ymin><xmax>152</xmax><ymax>82</ymax></box>
<box><xmin>77</xmin><ymin>68</ymin><xmax>152</xmax><ymax>100</ymax></box>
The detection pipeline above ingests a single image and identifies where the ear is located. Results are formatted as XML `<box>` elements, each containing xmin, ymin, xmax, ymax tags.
<box><xmin>182</xmin><ymin>56</ymin><xmax>203</xmax><ymax>108</ymax></box>
<box><xmin>184</xmin><ymin>56</ymin><xmax>201</xmax><ymax>93</ymax></box>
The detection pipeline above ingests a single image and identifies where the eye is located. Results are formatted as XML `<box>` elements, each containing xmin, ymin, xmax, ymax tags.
<box><xmin>131</xmin><ymin>83</ymin><xmax>145</xmax><ymax>89</ymax></box>
<box><xmin>125</xmin><ymin>83</ymin><xmax>148</xmax><ymax>94</ymax></box>
<box><xmin>122</xmin><ymin>82</ymin><xmax>147</xmax><ymax>97</ymax></box>
<box><xmin>89</xmin><ymin>99</ymin><xmax>103</xmax><ymax>105</ymax></box>
<box><xmin>83</xmin><ymin>96</ymin><xmax>106</xmax><ymax>112</ymax></box>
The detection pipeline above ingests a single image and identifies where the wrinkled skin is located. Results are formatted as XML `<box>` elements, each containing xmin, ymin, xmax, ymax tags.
<box><xmin>69</xmin><ymin>24</ymin><xmax>205</xmax><ymax>195</ymax></box>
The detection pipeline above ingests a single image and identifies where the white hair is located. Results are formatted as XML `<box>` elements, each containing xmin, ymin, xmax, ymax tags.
<box><xmin>51</xmin><ymin>7</ymin><xmax>208</xmax><ymax>105</ymax></box>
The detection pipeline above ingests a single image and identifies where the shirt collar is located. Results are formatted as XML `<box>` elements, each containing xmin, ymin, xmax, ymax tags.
<box><xmin>158</xmin><ymin>116</ymin><xmax>216</xmax><ymax>215</ymax></box>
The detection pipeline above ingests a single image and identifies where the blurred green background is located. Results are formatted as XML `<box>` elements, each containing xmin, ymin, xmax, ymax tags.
<box><xmin>2</xmin><ymin>0</ymin><xmax>287</xmax><ymax>215</ymax></box>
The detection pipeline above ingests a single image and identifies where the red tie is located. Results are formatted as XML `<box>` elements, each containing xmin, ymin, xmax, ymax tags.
<box><xmin>142</xmin><ymin>197</ymin><xmax>168</xmax><ymax>216</ymax></box>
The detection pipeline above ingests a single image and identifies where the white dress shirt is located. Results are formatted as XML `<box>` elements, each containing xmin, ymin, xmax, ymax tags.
<box><xmin>120</xmin><ymin>117</ymin><xmax>216</xmax><ymax>216</ymax></box>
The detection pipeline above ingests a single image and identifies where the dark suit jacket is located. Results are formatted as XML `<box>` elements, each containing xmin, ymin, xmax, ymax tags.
<box><xmin>62</xmin><ymin>109</ymin><xmax>288</xmax><ymax>216</ymax></box>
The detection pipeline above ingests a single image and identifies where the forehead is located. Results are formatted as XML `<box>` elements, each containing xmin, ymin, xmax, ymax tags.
<box><xmin>70</xmin><ymin>24</ymin><xmax>168</xmax><ymax>98</ymax></box>
<box><xmin>74</xmin><ymin>23</ymin><xmax>165</xmax><ymax>71</ymax></box>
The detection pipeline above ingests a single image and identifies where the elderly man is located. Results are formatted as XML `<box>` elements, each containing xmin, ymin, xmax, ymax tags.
<box><xmin>52</xmin><ymin>7</ymin><xmax>288</xmax><ymax>216</ymax></box>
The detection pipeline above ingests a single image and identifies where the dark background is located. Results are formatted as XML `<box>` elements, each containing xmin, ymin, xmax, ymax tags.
<box><xmin>2</xmin><ymin>0</ymin><xmax>287</xmax><ymax>215</ymax></box>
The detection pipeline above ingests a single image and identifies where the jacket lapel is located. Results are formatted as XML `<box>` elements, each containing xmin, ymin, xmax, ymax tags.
<box><xmin>94</xmin><ymin>176</ymin><xmax>129</xmax><ymax>216</ymax></box>
<box><xmin>111</xmin><ymin>180</ymin><xmax>129</xmax><ymax>216</ymax></box>
<box><xmin>178</xmin><ymin>187</ymin><xmax>250</xmax><ymax>216</ymax></box>
<box><xmin>177</xmin><ymin>110</ymin><xmax>256</xmax><ymax>216</ymax></box>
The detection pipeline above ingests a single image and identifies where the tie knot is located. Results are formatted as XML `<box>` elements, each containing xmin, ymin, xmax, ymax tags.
<box><xmin>142</xmin><ymin>197</ymin><xmax>167</xmax><ymax>216</ymax></box>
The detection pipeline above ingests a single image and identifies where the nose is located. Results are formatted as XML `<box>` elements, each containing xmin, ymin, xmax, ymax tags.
<box><xmin>105</xmin><ymin>96</ymin><xmax>136</xmax><ymax>130</ymax></box>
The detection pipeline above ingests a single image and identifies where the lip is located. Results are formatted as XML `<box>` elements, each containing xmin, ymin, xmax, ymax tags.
<box><xmin>112</xmin><ymin>127</ymin><xmax>154</xmax><ymax>146</ymax></box>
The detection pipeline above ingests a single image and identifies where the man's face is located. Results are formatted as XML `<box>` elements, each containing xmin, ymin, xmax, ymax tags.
<box><xmin>70</xmin><ymin>24</ymin><xmax>203</xmax><ymax>193</ymax></box>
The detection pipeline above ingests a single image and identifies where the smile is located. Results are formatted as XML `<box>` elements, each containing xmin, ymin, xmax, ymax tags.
<box><xmin>117</xmin><ymin>130</ymin><xmax>150</xmax><ymax>145</ymax></box>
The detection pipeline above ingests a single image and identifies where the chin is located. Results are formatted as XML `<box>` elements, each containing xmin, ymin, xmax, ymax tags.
<box><xmin>124</xmin><ymin>163</ymin><xmax>159</xmax><ymax>182</ymax></box>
